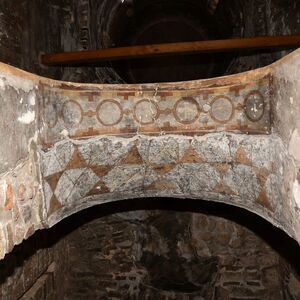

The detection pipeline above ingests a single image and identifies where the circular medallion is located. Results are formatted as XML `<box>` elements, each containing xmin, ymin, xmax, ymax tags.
<box><xmin>97</xmin><ymin>99</ymin><xmax>123</xmax><ymax>126</ymax></box>
<box><xmin>174</xmin><ymin>97</ymin><xmax>201</xmax><ymax>124</ymax></box>
<box><xmin>244</xmin><ymin>91</ymin><xmax>265</xmax><ymax>122</ymax></box>
<box><xmin>134</xmin><ymin>99</ymin><xmax>159</xmax><ymax>125</ymax></box>
<box><xmin>210</xmin><ymin>96</ymin><xmax>234</xmax><ymax>123</ymax></box>
<box><xmin>62</xmin><ymin>100</ymin><xmax>83</xmax><ymax>126</ymax></box>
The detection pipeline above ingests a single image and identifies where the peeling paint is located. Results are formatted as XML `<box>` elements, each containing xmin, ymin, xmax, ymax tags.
<box><xmin>289</xmin><ymin>129</ymin><xmax>300</xmax><ymax>162</ymax></box>
<box><xmin>28</xmin><ymin>93</ymin><xmax>35</xmax><ymax>106</ymax></box>
<box><xmin>18</xmin><ymin>111</ymin><xmax>35</xmax><ymax>124</ymax></box>
<box><xmin>0</xmin><ymin>46</ymin><xmax>299</xmax><ymax>262</ymax></box>
<box><xmin>0</xmin><ymin>78</ymin><xmax>5</xmax><ymax>90</ymax></box>
<box><xmin>293</xmin><ymin>179</ymin><xmax>300</xmax><ymax>208</ymax></box>
<box><xmin>60</xmin><ymin>129</ymin><xmax>69</xmax><ymax>137</ymax></box>
<box><xmin>0</xmin><ymin>72</ymin><xmax>36</xmax><ymax>93</ymax></box>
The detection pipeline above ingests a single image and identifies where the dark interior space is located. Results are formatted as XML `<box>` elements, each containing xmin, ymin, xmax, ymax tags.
<box><xmin>106</xmin><ymin>0</ymin><xmax>233</xmax><ymax>83</ymax></box>
<box><xmin>0</xmin><ymin>0</ymin><xmax>300</xmax><ymax>299</ymax></box>
<box><xmin>0</xmin><ymin>0</ymin><xmax>299</xmax><ymax>84</ymax></box>
<box><xmin>1</xmin><ymin>199</ymin><xmax>300</xmax><ymax>299</ymax></box>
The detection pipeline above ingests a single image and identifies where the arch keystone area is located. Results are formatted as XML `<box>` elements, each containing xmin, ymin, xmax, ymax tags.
<box><xmin>0</xmin><ymin>49</ymin><xmax>299</xmax><ymax>259</ymax></box>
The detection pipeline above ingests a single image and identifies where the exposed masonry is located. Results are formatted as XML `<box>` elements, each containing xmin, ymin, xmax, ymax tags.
<box><xmin>0</xmin><ymin>49</ymin><xmax>299</xmax><ymax>260</ymax></box>
<box><xmin>63</xmin><ymin>211</ymin><xmax>299</xmax><ymax>299</ymax></box>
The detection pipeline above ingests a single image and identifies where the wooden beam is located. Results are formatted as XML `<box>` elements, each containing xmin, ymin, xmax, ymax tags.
<box><xmin>41</xmin><ymin>35</ymin><xmax>300</xmax><ymax>66</ymax></box>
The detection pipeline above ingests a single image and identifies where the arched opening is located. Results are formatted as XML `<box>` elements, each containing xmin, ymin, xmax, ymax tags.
<box><xmin>1</xmin><ymin>199</ymin><xmax>300</xmax><ymax>299</ymax></box>
<box><xmin>0</xmin><ymin>1</ymin><xmax>299</xmax><ymax>299</ymax></box>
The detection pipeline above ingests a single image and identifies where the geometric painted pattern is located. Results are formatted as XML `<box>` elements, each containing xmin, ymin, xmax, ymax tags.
<box><xmin>1</xmin><ymin>48</ymin><xmax>300</xmax><ymax>260</ymax></box>
<box><xmin>39</xmin><ymin>75</ymin><xmax>271</xmax><ymax>147</ymax></box>
<box><xmin>41</xmin><ymin>134</ymin><xmax>284</xmax><ymax>219</ymax></box>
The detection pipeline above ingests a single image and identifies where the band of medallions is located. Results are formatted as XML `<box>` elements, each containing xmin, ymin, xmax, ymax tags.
<box><xmin>40</xmin><ymin>80</ymin><xmax>270</xmax><ymax>146</ymax></box>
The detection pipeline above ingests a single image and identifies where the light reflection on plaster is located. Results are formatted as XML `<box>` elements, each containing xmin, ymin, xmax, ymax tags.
<box><xmin>289</xmin><ymin>129</ymin><xmax>300</xmax><ymax>162</ymax></box>
<box><xmin>28</xmin><ymin>93</ymin><xmax>36</xmax><ymax>106</ymax></box>
<box><xmin>18</xmin><ymin>111</ymin><xmax>35</xmax><ymax>124</ymax></box>
<box><xmin>293</xmin><ymin>179</ymin><xmax>300</xmax><ymax>209</ymax></box>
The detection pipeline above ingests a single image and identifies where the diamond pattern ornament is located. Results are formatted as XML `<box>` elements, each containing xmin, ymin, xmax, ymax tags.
<box><xmin>42</xmin><ymin>141</ymin><xmax>74</xmax><ymax>177</ymax></box>
<box><xmin>48</xmin><ymin>196</ymin><xmax>63</xmax><ymax>216</ymax></box>
<box><xmin>256</xmin><ymin>189</ymin><xmax>273</xmax><ymax>211</ymax></box>
<box><xmin>120</xmin><ymin>144</ymin><xmax>144</xmax><ymax>165</ymax></box>
<box><xmin>212</xmin><ymin>181</ymin><xmax>236</xmax><ymax>195</ymax></box>
<box><xmin>147</xmin><ymin>179</ymin><xmax>177</xmax><ymax>191</ymax></box>
<box><xmin>137</xmin><ymin>137</ymin><xmax>190</xmax><ymax>165</ymax></box>
<box><xmin>192</xmin><ymin>135</ymin><xmax>232</xmax><ymax>163</ymax></box>
<box><xmin>86</xmin><ymin>180</ymin><xmax>110</xmax><ymax>196</ymax></box>
<box><xmin>104</xmin><ymin>165</ymin><xmax>159</xmax><ymax>193</ymax></box>
<box><xmin>78</xmin><ymin>138</ymin><xmax>135</xmax><ymax>166</ymax></box>
<box><xmin>66</xmin><ymin>146</ymin><xmax>88</xmax><ymax>169</ymax></box>
<box><xmin>152</xmin><ymin>163</ymin><xmax>177</xmax><ymax>176</ymax></box>
<box><xmin>223</xmin><ymin>165</ymin><xmax>260</xmax><ymax>201</ymax></box>
<box><xmin>165</xmin><ymin>163</ymin><xmax>221</xmax><ymax>194</ymax></box>
<box><xmin>179</xmin><ymin>144</ymin><xmax>203</xmax><ymax>163</ymax></box>
<box><xmin>45</xmin><ymin>171</ymin><xmax>64</xmax><ymax>193</ymax></box>
<box><xmin>44</xmin><ymin>178</ymin><xmax>63</xmax><ymax>217</ymax></box>
<box><xmin>54</xmin><ymin>168</ymin><xmax>99</xmax><ymax>204</ymax></box>
<box><xmin>90</xmin><ymin>165</ymin><xmax>113</xmax><ymax>178</ymax></box>
<box><xmin>235</xmin><ymin>146</ymin><xmax>252</xmax><ymax>166</ymax></box>
<box><xmin>82</xmin><ymin>164</ymin><xmax>113</xmax><ymax>197</ymax></box>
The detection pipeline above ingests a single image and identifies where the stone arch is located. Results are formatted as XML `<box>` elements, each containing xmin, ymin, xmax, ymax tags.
<box><xmin>2</xmin><ymin>197</ymin><xmax>300</xmax><ymax>299</ymax></box>
<box><xmin>0</xmin><ymin>49</ymin><xmax>299</xmax><ymax>259</ymax></box>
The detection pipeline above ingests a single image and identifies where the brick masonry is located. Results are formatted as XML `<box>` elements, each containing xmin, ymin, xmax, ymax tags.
<box><xmin>0</xmin><ymin>227</ymin><xmax>68</xmax><ymax>300</ymax></box>
<box><xmin>62</xmin><ymin>209</ymin><xmax>300</xmax><ymax>299</ymax></box>
<box><xmin>0</xmin><ymin>207</ymin><xmax>299</xmax><ymax>299</ymax></box>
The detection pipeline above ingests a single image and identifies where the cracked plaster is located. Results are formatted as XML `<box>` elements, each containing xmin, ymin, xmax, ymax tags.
<box><xmin>0</xmin><ymin>49</ymin><xmax>299</xmax><ymax>259</ymax></box>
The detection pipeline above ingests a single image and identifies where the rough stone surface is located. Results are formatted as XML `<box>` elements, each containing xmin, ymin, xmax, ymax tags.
<box><xmin>39</xmin><ymin>132</ymin><xmax>291</xmax><ymax>239</ymax></box>
<box><xmin>1</xmin><ymin>207</ymin><xmax>300</xmax><ymax>300</ymax></box>
<box><xmin>0</xmin><ymin>49</ymin><xmax>299</xmax><ymax>260</ymax></box>
<box><xmin>61</xmin><ymin>209</ymin><xmax>300</xmax><ymax>299</ymax></box>
<box><xmin>0</xmin><ymin>228</ymin><xmax>68</xmax><ymax>300</ymax></box>
<box><xmin>0</xmin><ymin>2</ymin><xmax>299</xmax><ymax>299</ymax></box>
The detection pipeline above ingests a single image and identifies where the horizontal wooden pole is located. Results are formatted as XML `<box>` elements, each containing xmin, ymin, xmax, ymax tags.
<box><xmin>41</xmin><ymin>35</ymin><xmax>300</xmax><ymax>66</ymax></box>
